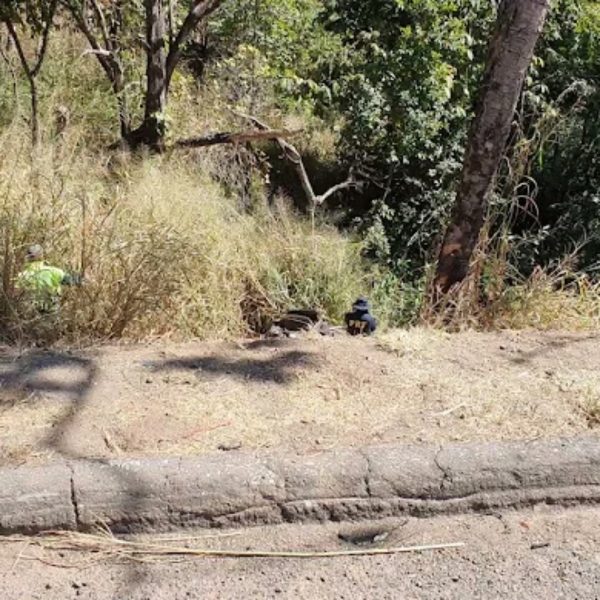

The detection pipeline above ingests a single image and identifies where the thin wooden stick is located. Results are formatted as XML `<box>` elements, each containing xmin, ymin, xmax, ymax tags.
<box><xmin>115</xmin><ymin>541</ymin><xmax>466</xmax><ymax>558</ymax></box>
<box><xmin>9</xmin><ymin>540</ymin><xmax>30</xmax><ymax>573</ymax></box>
<box><xmin>3</xmin><ymin>531</ymin><xmax>464</xmax><ymax>562</ymax></box>
<box><xmin>141</xmin><ymin>532</ymin><xmax>244</xmax><ymax>543</ymax></box>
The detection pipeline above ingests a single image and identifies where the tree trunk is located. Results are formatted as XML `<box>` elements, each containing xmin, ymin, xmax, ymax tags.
<box><xmin>112</xmin><ymin>68</ymin><xmax>130</xmax><ymax>139</ymax></box>
<box><xmin>67</xmin><ymin>0</ymin><xmax>225</xmax><ymax>151</ymax></box>
<box><xmin>28</xmin><ymin>75</ymin><xmax>40</xmax><ymax>146</ymax></box>
<box><xmin>128</xmin><ymin>0</ymin><xmax>168</xmax><ymax>150</ymax></box>
<box><xmin>110</xmin><ymin>0</ymin><xmax>130</xmax><ymax>139</ymax></box>
<box><xmin>433</xmin><ymin>0</ymin><xmax>550</xmax><ymax>294</ymax></box>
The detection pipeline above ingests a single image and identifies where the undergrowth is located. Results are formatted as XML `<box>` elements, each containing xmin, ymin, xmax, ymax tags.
<box><xmin>2</xmin><ymin>29</ymin><xmax>600</xmax><ymax>343</ymax></box>
<box><xmin>423</xmin><ymin>248</ymin><xmax>600</xmax><ymax>332</ymax></box>
<box><xmin>0</xmin><ymin>127</ymin><xmax>387</xmax><ymax>343</ymax></box>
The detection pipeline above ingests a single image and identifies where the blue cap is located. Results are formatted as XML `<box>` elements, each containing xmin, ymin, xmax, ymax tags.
<box><xmin>352</xmin><ymin>297</ymin><xmax>370</xmax><ymax>311</ymax></box>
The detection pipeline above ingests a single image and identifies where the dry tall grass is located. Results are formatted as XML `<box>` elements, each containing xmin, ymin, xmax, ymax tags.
<box><xmin>3</xmin><ymin>29</ymin><xmax>599</xmax><ymax>342</ymax></box>
<box><xmin>0</xmin><ymin>127</ymin><xmax>371</xmax><ymax>343</ymax></box>
<box><xmin>423</xmin><ymin>229</ymin><xmax>600</xmax><ymax>333</ymax></box>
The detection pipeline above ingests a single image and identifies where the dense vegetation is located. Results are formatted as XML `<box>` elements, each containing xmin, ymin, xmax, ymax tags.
<box><xmin>0</xmin><ymin>0</ymin><xmax>599</xmax><ymax>341</ymax></box>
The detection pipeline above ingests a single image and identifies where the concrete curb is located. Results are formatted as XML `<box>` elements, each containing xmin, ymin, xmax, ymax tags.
<box><xmin>1</xmin><ymin>436</ymin><xmax>600</xmax><ymax>534</ymax></box>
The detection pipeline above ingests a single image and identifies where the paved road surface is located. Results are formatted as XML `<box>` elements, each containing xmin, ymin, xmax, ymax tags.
<box><xmin>2</xmin><ymin>506</ymin><xmax>600</xmax><ymax>599</ymax></box>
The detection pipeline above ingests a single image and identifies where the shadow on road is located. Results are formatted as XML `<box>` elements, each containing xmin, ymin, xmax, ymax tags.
<box><xmin>0</xmin><ymin>350</ymin><xmax>95</xmax><ymax>408</ymax></box>
<box><xmin>0</xmin><ymin>342</ymin><xmax>322</xmax><ymax>596</ymax></box>
<box><xmin>0</xmin><ymin>347</ymin><xmax>150</xmax><ymax>596</ymax></box>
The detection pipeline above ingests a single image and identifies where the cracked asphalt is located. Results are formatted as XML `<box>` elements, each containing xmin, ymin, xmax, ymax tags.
<box><xmin>2</xmin><ymin>506</ymin><xmax>600</xmax><ymax>599</ymax></box>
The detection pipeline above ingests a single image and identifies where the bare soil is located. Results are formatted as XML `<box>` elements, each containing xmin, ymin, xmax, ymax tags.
<box><xmin>1</xmin><ymin>506</ymin><xmax>600</xmax><ymax>599</ymax></box>
<box><xmin>0</xmin><ymin>328</ymin><xmax>599</xmax><ymax>466</ymax></box>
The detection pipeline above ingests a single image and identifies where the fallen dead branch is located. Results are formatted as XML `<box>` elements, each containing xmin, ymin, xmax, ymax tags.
<box><xmin>1</xmin><ymin>531</ymin><xmax>464</xmax><ymax>563</ymax></box>
<box><xmin>174</xmin><ymin>128</ymin><xmax>302</xmax><ymax>149</ymax></box>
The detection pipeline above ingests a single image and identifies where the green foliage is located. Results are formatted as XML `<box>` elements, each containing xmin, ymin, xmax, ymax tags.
<box><xmin>314</xmin><ymin>0</ymin><xmax>495</xmax><ymax>275</ymax></box>
<box><xmin>526</xmin><ymin>0</ymin><xmax>600</xmax><ymax>274</ymax></box>
<box><xmin>1</xmin><ymin>0</ymin><xmax>600</xmax><ymax>336</ymax></box>
<box><xmin>208</xmin><ymin>0</ymin><xmax>343</xmax><ymax>113</ymax></box>
<box><xmin>0</xmin><ymin>30</ymin><xmax>123</xmax><ymax>143</ymax></box>
<box><xmin>0</xmin><ymin>0</ymin><xmax>54</xmax><ymax>24</ymax></box>
<box><xmin>479</xmin><ymin>0</ymin><xmax>600</xmax><ymax>279</ymax></box>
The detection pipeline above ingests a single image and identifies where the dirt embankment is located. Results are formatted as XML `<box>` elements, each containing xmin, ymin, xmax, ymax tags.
<box><xmin>1</xmin><ymin>329</ymin><xmax>599</xmax><ymax>466</ymax></box>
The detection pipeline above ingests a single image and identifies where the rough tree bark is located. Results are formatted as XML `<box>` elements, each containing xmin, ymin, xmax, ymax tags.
<box><xmin>433</xmin><ymin>0</ymin><xmax>550</xmax><ymax>294</ymax></box>
<box><xmin>125</xmin><ymin>0</ymin><xmax>225</xmax><ymax>150</ymax></box>
<box><xmin>128</xmin><ymin>0</ymin><xmax>168</xmax><ymax>151</ymax></box>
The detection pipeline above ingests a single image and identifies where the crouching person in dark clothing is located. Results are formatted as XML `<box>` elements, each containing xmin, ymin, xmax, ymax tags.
<box><xmin>345</xmin><ymin>297</ymin><xmax>377</xmax><ymax>336</ymax></box>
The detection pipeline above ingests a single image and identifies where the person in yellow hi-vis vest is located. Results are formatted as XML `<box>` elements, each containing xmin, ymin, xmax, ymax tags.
<box><xmin>15</xmin><ymin>244</ymin><xmax>80</xmax><ymax>313</ymax></box>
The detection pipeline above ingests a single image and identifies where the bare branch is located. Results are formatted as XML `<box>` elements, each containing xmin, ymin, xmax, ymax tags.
<box><xmin>80</xmin><ymin>48</ymin><xmax>111</xmax><ymax>57</ymax></box>
<box><xmin>61</xmin><ymin>0</ymin><xmax>115</xmax><ymax>81</ymax></box>
<box><xmin>232</xmin><ymin>111</ymin><xmax>360</xmax><ymax>210</ymax></box>
<box><xmin>166</xmin><ymin>0</ymin><xmax>224</xmax><ymax>90</ymax></box>
<box><xmin>4</xmin><ymin>21</ymin><xmax>40</xmax><ymax>144</ymax></box>
<box><xmin>230</xmin><ymin>111</ymin><xmax>316</xmax><ymax>203</ymax></box>
<box><xmin>90</xmin><ymin>0</ymin><xmax>111</xmax><ymax>51</ymax></box>
<box><xmin>314</xmin><ymin>176</ymin><xmax>359</xmax><ymax>206</ymax></box>
<box><xmin>31</xmin><ymin>0</ymin><xmax>58</xmax><ymax>77</ymax></box>
<box><xmin>4</xmin><ymin>21</ymin><xmax>31</xmax><ymax>76</ymax></box>
<box><xmin>280</xmin><ymin>138</ymin><xmax>318</xmax><ymax>205</ymax></box>
<box><xmin>174</xmin><ymin>128</ymin><xmax>302</xmax><ymax>149</ymax></box>
<box><xmin>62</xmin><ymin>0</ymin><xmax>129</xmax><ymax>136</ymax></box>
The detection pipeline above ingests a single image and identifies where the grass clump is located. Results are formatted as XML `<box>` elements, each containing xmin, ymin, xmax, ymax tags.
<box><xmin>423</xmin><ymin>248</ymin><xmax>600</xmax><ymax>333</ymax></box>
<box><xmin>580</xmin><ymin>393</ymin><xmax>600</xmax><ymax>428</ymax></box>
<box><xmin>489</xmin><ymin>268</ymin><xmax>600</xmax><ymax>331</ymax></box>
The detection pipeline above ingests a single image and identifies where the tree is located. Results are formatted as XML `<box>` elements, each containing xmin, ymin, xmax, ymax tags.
<box><xmin>434</xmin><ymin>0</ymin><xmax>551</xmax><ymax>294</ymax></box>
<box><xmin>59</xmin><ymin>0</ymin><xmax>130</xmax><ymax>138</ymax></box>
<box><xmin>318</xmin><ymin>0</ymin><xmax>495</xmax><ymax>273</ymax></box>
<box><xmin>61</xmin><ymin>0</ymin><xmax>226</xmax><ymax>150</ymax></box>
<box><xmin>1</xmin><ymin>0</ymin><xmax>58</xmax><ymax>146</ymax></box>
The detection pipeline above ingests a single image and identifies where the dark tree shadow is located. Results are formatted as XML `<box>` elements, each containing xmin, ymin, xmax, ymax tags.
<box><xmin>0</xmin><ymin>350</ymin><xmax>95</xmax><ymax>406</ymax></box>
<box><xmin>146</xmin><ymin>349</ymin><xmax>318</xmax><ymax>385</ymax></box>
<box><xmin>0</xmin><ymin>342</ymin><xmax>321</xmax><ymax>596</ymax></box>
<box><xmin>0</xmin><ymin>347</ymin><xmax>151</xmax><ymax>595</ymax></box>
<box><xmin>508</xmin><ymin>333</ymin><xmax>599</xmax><ymax>366</ymax></box>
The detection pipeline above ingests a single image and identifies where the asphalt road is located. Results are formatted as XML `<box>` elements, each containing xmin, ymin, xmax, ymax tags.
<box><xmin>2</xmin><ymin>506</ymin><xmax>600</xmax><ymax>599</ymax></box>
